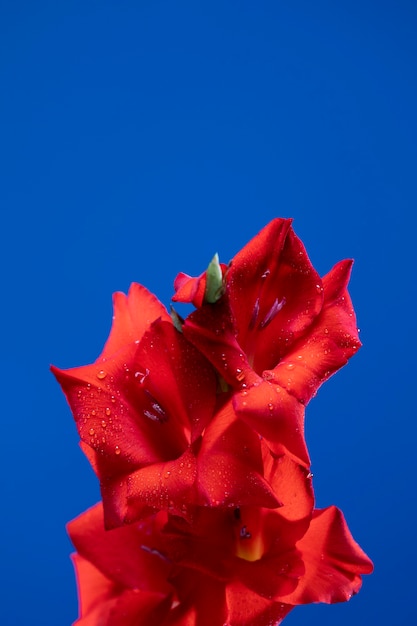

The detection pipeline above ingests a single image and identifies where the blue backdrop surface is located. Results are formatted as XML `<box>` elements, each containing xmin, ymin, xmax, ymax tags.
<box><xmin>1</xmin><ymin>1</ymin><xmax>416</xmax><ymax>624</ymax></box>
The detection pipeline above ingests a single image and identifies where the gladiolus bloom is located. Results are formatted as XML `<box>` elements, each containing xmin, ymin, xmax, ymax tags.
<box><xmin>53</xmin><ymin>218</ymin><xmax>373</xmax><ymax>625</ymax></box>
<box><xmin>173</xmin><ymin>218</ymin><xmax>361</xmax><ymax>465</ymax></box>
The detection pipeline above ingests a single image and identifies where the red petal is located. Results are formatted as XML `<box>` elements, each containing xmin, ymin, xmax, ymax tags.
<box><xmin>101</xmin><ymin>283</ymin><xmax>170</xmax><ymax>360</ymax></box>
<box><xmin>133</xmin><ymin>320</ymin><xmax>217</xmax><ymax>442</ymax></box>
<box><xmin>67</xmin><ymin>503</ymin><xmax>172</xmax><ymax>592</ymax></box>
<box><xmin>227</xmin><ymin>219</ymin><xmax>323</xmax><ymax>373</ymax></box>
<box><xmin>126</xmin><ymin>448</ymin><xmax>198</xmax><ymax>520</ymax></box>
<box><xmin>235</xmin><ymin>548</ymin><xmax>303</xmax><ymax>604</ymax></box>
<box><xmin>226</xmin><ymin>582</ymin><xmax>293</xmax><ymax>626</ymax></box>
<box><xmin>197</xmin><ymin>400</ymin><xmax>280</xmax><ymax>509</ymax></box>
<box><xmin>268</xmin><ymin>259</ymin><xmax>361</xmax><ymax>404</ymax></box>
<box><xmin>263</xmin><ymin>453</ymin><xmax>314</xmax><ymax>523</ymax></box>
<box><xmin>71</xmin><ymin>553</ymin><xmax>117</xmax><ymax>625</ymax></box>
<box><xmin>233</xmin><ymin>381</ymin><xmax>310</xmax><ymax>468</ymax></box>
<box><xmin>71</xmin><ymin>555</ymin><xmax>172</xmax><ymax>626</ymax></box>
<box><xmin>172</xmin><ymin>271</ymin><xmax>207</xmax><ymax>308</ymax></box>
<box><xmin>182</xmin><ymin>297</ymin><xmax>260</xmax><ymax>389</ymax></box>
<box><xmin>52</xmin><ymin>318</ymin><xmax>217</xmax><ymax>526</ymax></box>
<box><xmin>106</xmin><ymin>589</ymin><xmax>172</xmax><ymax>626</ymax></box>
<box><xmin>52</xmin><ymin>346</ymin><xmax>167</xmax><ymax>474</ymax></box>
<box><xmin>281</xmin><ymin>505</ymin><xmax>374</xmax><ymax>605</ymax></box>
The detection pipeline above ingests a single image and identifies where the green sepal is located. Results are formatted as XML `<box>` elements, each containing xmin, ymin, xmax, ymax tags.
<box><xmin>170</xmin><ymin>306</ymin><xmax>184</xmax><ymax>332</ymax></box>
<box><xmin>205</xmin><ymin>253</ymin><xmax>224</xmax><ymax>303</ymax></box>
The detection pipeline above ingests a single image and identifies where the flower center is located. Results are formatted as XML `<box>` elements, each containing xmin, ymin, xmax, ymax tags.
<box><xmin>233</xmin><ymin>507</ymin><xmax>265</xmax><ymax>562</ymax></box>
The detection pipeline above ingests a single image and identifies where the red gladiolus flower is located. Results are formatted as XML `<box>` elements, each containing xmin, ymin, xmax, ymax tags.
<box><xmin>67</xmin><ymin>453</ymin><xmax>372</xmax><ymax>625</ymax></box>
<box><xmin>172</xmin><ymin>218</ymin><xmax>361</xmax><ymax>465</ymax></box>
<box><xmin>52</xmin><ymin>285</ymin><xmax>279</xmax><ymax>528</ymax></box>
<box><xmin>53</xmin><ymin>218</ymin><xmax>373</xmax><ymax>625</ymax></box>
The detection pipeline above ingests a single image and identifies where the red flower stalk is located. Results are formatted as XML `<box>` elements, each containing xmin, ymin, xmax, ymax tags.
<box><xmin>52</xmin><ymin>218</ymin><xmax>373</xmax><ymax>625</ymax></box>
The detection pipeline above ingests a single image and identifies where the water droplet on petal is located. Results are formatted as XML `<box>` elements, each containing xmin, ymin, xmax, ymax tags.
<box><xmin>88</xmin><ymin>428</ymin><xmax>95</xmax><ymax>436</ymax></box>
<box><xmin>286</xmin><ymin>363</ymin><xmax>295</xmax><ymax>370</ymax></box>
<box><xmin>97</xmin><ymin>370</ymin><xmax>107</xmax><ymax>380</ymax></box>
<box><xmin>105</xmin><ymin>407</ymin><xmax>111</xmax><ymax>416</ymax></box>
<box><xmin>101</xmin><ymin>420</ymin><xmax>107</xmax><ymax>428</ymax></box>
<box><xmin>236</xmin><ymin>368</ymin><xmax>245</xmax><ymax>382</ymax></box>
<box><xmin>115</xmin><ymin>445</ymin><xmax>121</xmax><ymax>455</ymax></box>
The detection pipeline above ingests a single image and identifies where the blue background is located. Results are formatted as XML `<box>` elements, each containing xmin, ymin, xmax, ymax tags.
<box><xmin>1</xmin><ymin>1</ymin><xmax>415</xmax><ymax>624</ymax></box>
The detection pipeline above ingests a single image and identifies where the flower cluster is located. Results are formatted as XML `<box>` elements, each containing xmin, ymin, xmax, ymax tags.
<box><xmin>52</xmin><ymin>218</ymin><xmax>373</xmax><ymax>625</ymax></box>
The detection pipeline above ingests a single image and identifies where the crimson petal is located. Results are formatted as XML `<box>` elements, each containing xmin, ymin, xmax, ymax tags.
<box><xmin>101</xmin><ymin>283</ymin><xmax>171</xmax><ymax>360</ymax></box>
<box><xmin>233</xmin><ymin>381</ymin><xmax>310</xmax><ymax>468</ymax></box>
<box><xmin>281</xmin><ymin>505</ymin><xmax>374</xmax><ymax>605</ymax></box>
<box><xmin>173</xmin><ymin>271</ymin><xmax>207</xmax><ymax>308</ymax></box>
<box><xmin>226</xmin><ymin>218</ymin><xmax>323</xmax><ymax>374</ymax></box>
<box><xmin>268</xmin><ymin>259</ymin><xmax>361</xmax><ymax>405</ymax></box>
<box><xmin>197</xmin><ymin>400</ymin><xmax>280</xmax><ymax>509</ymax></box>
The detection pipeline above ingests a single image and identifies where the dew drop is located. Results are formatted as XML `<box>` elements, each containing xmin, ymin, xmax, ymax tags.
<box><xmin>105</xmin><ymin>407</ymin><xmax>111</xmax><ymax>416</ymax></box>
<box><xmin>236</xmin><ymin>368</ymin><xmax>245</xmax><ymax>382</ymax></box>
<box><xmin>286</xmin><ymin>363</ymin><xmax>295</xmax><ymax>370</ymax></box>
<box><xmin>91</xmin><ymin>409</ymin><xmax>96</xmax><ymax>416</ymax></box>
<box><xmin>111</xmin><ymin>395</ymin><xmax>116</xmax><ymax>403</ymax></box>
<box><xmin>101</xmin><ymin>420</ymin><xmax>107</xmax><ymax>429</ymax></box>
<box><xmin>115</xmin><ymin>446</ymin><xmax>121</xmax><ymax>455</ymax></box>
<box><xmin>97</xmin><ymin>370</ymin><xmax>107</xmax><ymax>380</ymax></box>
<box><xmin>88</xmin><ymin>428</ymin><xmax>95</xmax><ymax>436</ymax></box>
